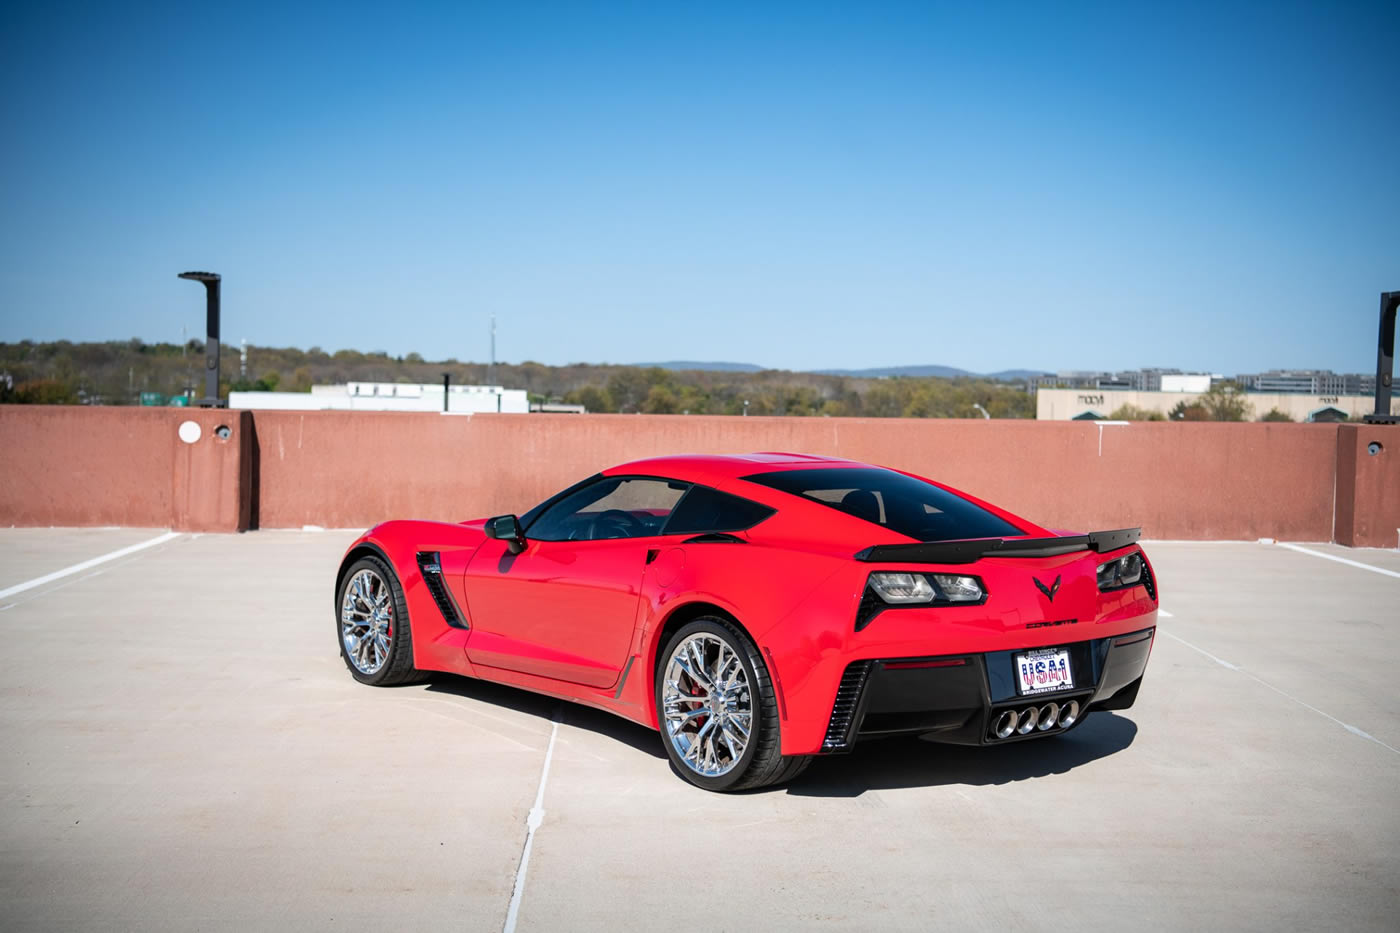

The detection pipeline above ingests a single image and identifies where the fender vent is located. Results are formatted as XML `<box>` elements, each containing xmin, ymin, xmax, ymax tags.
<box><xmin>416</xmin><ymin>552</ymin><xmax>468</xmax><ymax>629</ymax></box>
<box><xmin>821</xmin><ymin>661</ymin><xmax>872</xmax><ymax>752</ymax></box>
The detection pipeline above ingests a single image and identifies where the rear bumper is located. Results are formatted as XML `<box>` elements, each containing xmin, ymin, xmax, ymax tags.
<box><xmin>819</xmin><ymin>627</ymin><xmax>1155</xmax><ymax>751</ymax></box>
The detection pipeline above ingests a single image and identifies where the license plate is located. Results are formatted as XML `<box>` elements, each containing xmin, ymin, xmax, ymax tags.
<box><xmin>1015</xmin><ymin>648</ymin><xmax>1073</xmax><ymax>695</ymax></box>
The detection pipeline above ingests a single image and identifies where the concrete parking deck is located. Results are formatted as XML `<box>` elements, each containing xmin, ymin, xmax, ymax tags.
<box><xmin>1</xmin><ymin>530</ymin><xmax>1396</xmax><ymax>931</ymax></box>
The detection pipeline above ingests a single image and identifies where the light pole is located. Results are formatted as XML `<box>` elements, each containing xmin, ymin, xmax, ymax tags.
<box><xmin>178</xmin><ymin>271</ymin><xmax>223</xmax><ymax>407</ymax></box>
<box><xmin>972</xmin><ymin>402</ymin><xmax>991</xmax><ymax>420</ymax></box>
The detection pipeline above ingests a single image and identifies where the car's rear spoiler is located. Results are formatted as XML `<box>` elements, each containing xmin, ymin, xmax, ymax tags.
<box><xmin>854</xmin><ymin>528</ymin><xmax>1141</xmax><ymax>564</ymax></box>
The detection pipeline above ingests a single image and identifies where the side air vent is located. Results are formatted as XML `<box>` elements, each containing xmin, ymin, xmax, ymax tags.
<box><xmin>416</xmin><ymin>552</ymin><xmax>468</xmax><ymax>629</ymax></box>
<box><xmin>821</xmin><ymin>661</ymin><xmax>872</xmax><ymax>752</ymax></box>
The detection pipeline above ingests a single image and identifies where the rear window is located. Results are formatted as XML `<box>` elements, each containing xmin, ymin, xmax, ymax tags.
<box><xmin>663</xmin><ymin>485</ymin><xmax>775</xmax><ymax>535</ymax></box>
<box><xmin>742</xmin><ymin>467</ymin><xmax>1024</xmax><ymax>542</ymax></box>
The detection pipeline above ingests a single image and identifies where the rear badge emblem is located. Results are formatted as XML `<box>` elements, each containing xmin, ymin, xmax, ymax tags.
<box><xmin>1034</xmin><ymin>574</ymin><xmax>1062</xmax><ymax>602</ymax></box>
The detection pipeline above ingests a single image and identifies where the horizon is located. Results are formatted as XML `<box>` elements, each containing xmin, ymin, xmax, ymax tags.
<box><xmin>2</xmin><ymin>2</ymin><xmax>1396</xmax><ymax>374</ymax></box>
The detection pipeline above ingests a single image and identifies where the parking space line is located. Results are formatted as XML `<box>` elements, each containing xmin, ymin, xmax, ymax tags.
<box><xmin>1277</xmin><ymin>543</ymin><xmax>1400</xmax><ymax>580</ymax></box>
<box><xmin>0</xmin><ymin>531</ymin><xmax>182</xmax><ymax>601</ymax></box>
<box><xmin>1160</xmin><ymin>630</ymin><xmax>1399</xmax><ymax>757</ymax></box>
<box><xmin>503</xmin><ymin>710</ymin><xmax>561</xmax><ymax>933</ymax></box>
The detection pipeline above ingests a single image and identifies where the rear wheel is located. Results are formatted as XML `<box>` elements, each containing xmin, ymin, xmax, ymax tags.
<box><xmin>336</xmin><ymin>556</ymin><xmax>422</xmax><ymax>686</ymax></box>
<box><xmin>656</xmin><ymin>617</ymin><xmax>810</xmax><ymax>791</ymax></box>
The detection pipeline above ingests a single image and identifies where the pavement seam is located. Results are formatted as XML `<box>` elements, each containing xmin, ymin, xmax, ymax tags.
<box><xmin>0</xmin><ymin>531</ymin><xmax>183</xmax><ymax>600</ymax></box>
<box><xmin>1160</xmin><ymin>629</ymin><xmax>1400</xmax><ymax>757</ymax></box>
<box><xmin>503</xmin><ymin>706</ymin><xmax>563</xmax><ymax>933</ymax></box>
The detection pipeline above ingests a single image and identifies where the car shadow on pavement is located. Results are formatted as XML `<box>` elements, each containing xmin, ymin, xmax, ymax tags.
<box><xmin>422</xmin><ymin>674</ymin><xmax>667</xmax><ymax>760</ymax></box>
<box><xmin>785</xmin><ymin>712</ymin><xmax>1139</xmax><ymax>797</ymax></box>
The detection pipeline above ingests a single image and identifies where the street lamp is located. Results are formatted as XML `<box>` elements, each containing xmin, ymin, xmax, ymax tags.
<box><xmin>972</xmin><ymin>403</ymin><xmax>991</xmax><ymax>420</ymax></box>
<box><xmin>178</xmin><ymin>271</ymin><xmax>223</xmax><ymax>407</ymax></box>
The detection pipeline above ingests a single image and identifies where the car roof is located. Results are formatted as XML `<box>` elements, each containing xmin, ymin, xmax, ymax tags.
<box><xmin>603</xmin><ymin>452</ymin><xmax>874</xmax><ymax>486</ymax></box>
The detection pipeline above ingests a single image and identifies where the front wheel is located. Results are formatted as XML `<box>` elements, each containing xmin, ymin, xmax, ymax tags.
<box><xmin>336</xmin><ymin>556</ymin><xmax>423</xmax><ymax>686</ymax></box>
<box><xmin>656</xmin><ymin>617</ymin><xmax>810</xmax><ymax>791</ymax></box>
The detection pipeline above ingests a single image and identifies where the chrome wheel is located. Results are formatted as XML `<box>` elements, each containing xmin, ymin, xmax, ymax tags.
<box><xmin>662</xmin><ymin>633</ymin><xmax>752</xmax><ymax>777</ymax></box>
<box><xmin>340</xmin><ymin>568</ymin><xmax>393</xmax><ymax>675</ymax></box>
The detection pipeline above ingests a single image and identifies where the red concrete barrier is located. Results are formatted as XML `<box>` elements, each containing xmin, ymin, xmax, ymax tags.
<box><xmin>2</xmin><ymin>406</ymin><xmax>1392</xmax><ymax>545</ymax></box>
<box><xmin>1334</xmin><ymin>424</ymin><xmax>1400</xmax><ymax>549</ymax></box>
<box><xmin>247</xmin><ymin>412</ymin><xmax>1342</xmax><ymax>541</ymax></box>
<box><xmin>0</xmin><ymin>406</ymin><xmax>251</xmax><ymax>532</ymax></box>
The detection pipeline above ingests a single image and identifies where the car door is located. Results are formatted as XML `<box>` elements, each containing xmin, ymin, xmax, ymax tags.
<box><xmin>462</xmin><ymin>476</ymin><xmax>687</xmax><ymax>689</ymax></box>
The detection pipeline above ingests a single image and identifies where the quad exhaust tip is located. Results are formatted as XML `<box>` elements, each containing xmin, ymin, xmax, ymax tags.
<box><xmin>990</xmin><ymin>699</ymin><xmax>1083</xmax><ymax>740</ymax></box>
<box><xmin>994</xmin><ymin>710</ymin><xmax>1017</xmax><ymax>739</ymax></box>
<box><xmin>1057</xmin><ymin>700</ymin><xmax>1080</xmax><ymax>728</ymax></box>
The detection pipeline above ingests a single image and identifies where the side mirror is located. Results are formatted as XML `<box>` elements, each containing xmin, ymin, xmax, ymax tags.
<box><xmin>485</xmin><ymin>514</ymin><xmax>527</xmax><ymax>554</ymax></box>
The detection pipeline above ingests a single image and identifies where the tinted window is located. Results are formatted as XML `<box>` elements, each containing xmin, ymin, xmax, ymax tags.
<box><xmin>662</xmin><ymin>485</ymin><xmax>775</xmax><ymax>535</ymax></box>
<box><xmin>742</xmin><ymin>467</ymin><xmax>1024</xmax><ymax>541</ymax></box>
<box><xmin>529</xmin><ymin>477</ymin><xmax>689</xmax><ymax>541</ymax></box>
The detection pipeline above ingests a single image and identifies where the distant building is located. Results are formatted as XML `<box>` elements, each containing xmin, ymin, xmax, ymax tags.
<box><xmin>229</xmin><ymin>381</ymin><xmax>529</xmax><ymax>413</ymax></box>
<box><xmin>1232</xmin><ymin>369</ymin><xmax>1373</xmax><ymax>395</ymax></box>
<box><xmin>1159</xmin><ymin>373</ymin><xmax>1213</xmax><ymax>393</ymax></box>
<box><xmin>1036</xmin><ymin>388</ymin><xmax>1372</xmax><ymax>422</ymax></box>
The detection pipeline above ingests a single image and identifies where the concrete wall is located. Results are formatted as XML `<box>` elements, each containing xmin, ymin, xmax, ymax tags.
<box><xmin>1335</xmin><ymin>424</ymin><xmax>1400</xmax><ymax>549</ymax></box>
<box><xmin>4</xmin><ymin>407</ymin><xmax>1398</xmax><ymax>546</ymax></box>
<box><xmin>1</xmin><ymin>407</ymin><xmax>251</xmax><ymax>533</ymax></box>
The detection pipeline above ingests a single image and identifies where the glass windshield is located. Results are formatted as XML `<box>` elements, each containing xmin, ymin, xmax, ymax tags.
<box><xmin>742</xmin><ymin>467</ymin><xmax>1024</xmax><ymax>542</ymax></box>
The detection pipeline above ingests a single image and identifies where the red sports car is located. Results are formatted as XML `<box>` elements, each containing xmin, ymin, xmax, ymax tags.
<box><xmin>335</xmin><ymin>453</ymin><xmax>1157</xmax><ymax>791</ymax></box>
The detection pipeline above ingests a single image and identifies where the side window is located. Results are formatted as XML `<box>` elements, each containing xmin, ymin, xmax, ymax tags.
<box><xmin>528</xmin><ymin>477</ymin><xmax>689</xmax><ymax>542</ymax></box>
<box><xmin>663</xmin><ymin>485</ymin><xmax>776</xmax><ymax>535</ymax></box>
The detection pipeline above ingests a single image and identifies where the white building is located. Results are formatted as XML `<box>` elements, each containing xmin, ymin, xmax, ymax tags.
<box><xmin>1159</xmin><ymin>374</ymin><xmax>1213</xmax><ymax>393</ymax></box>
<box><xmin>229</xmin><ymin>382</ymin><xmax>529</xmax><ymax>413</ymax></box>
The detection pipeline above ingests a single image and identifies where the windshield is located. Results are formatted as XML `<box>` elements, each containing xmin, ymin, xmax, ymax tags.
<box><xmin>742</xmin><ymin>467</ymin><xmax>1024</xmax><ymax>542</ymax></box>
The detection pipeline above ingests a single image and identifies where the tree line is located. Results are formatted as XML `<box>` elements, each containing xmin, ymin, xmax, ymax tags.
<box><xmin>1</xmin><ymin>339</ymin><xmax>1035</xmax><ymax>418</ymax></box>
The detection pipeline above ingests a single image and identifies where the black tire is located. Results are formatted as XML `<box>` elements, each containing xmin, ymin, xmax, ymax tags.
<box><xmin>655</xmin><ymin>616</ymin><xmax>811</xmax><ymax>792</ymax></box>
<box><xmin>335</xmin><ymin>555</ymin><xmax>424</xmax><ymax>686</ymax></box>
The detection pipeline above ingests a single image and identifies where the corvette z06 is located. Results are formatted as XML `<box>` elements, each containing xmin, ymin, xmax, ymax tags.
<box><xmin>335</xmin><ymin>453</ymin><xmax>1157</xmax><ymax>791</ymax></box>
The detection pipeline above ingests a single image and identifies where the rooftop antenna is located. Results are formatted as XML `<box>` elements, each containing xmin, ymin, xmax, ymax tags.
<box><xmin>489</xmin><ymin>314</ymin><xmax>496</xmax><ymax>387</ymax></box>
<box><xmin>177</xmin><ymin>271</ymin><xmax>223</xmax><ymax>407</ymax></box>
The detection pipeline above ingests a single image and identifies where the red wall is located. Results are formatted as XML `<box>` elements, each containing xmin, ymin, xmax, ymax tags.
<box><xmin>3</xmin><ymin>406</ymin><xmax>1396</xmax><ymax>546</ymax></box>
<box><xmin>250</xmin><ymin>412</ymin><xmax>1341</xmax><ymax>541</ymax></box>
<box><xmin>0</xmin><ymin>407</ymin><xmax>250</xmax><ymax>532</ymax></box>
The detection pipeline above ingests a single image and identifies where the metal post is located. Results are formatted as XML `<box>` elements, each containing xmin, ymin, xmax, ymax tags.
<box><xmin>489</xmin><ymin>315</ymin><xmax>496</xmax><ymax>387</ymax></box>
<box><xmin>178</xmin><ymin>271</ymin><xmax>223</xmax><ymax>407</ymax></box>
<box><xmin>442</xmin><ymin>372</ymin><xmax>450</xmax><ymax>412</ymax></box>
<box><xmin>1364</xmin><ymin>291</ymin><xmax>1398</xmax><ymax>424</ymax></box>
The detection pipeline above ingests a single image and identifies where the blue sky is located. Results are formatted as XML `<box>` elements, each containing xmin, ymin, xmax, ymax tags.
<box><xmin>1</xmin><ymin>1</ymin><xmax>1395</xmax><ymax>374</ymax></box>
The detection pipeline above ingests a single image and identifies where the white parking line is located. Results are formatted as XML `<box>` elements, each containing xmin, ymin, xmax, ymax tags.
<box><xmin>1277</xmin><ymin>543</ymin><xmax>1400</xmax><ymax>580</ymax></box>
<box><xmin>503</xmin><ymin>712</ymin><xmax>561</xmax><ymax>933</ymax></box>
<box><xmin>1160</xmin><ymin>630</ymin><xmax>1399</xmax><ymax>756</ymax></box>
<box><xmin>0</xmin><ymin>531</ymin><xmax>182</xmax><ymax>601</ymax></box>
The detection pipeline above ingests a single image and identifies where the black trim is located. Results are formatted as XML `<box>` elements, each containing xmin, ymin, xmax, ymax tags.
<box><xmin>855</xmin><ymin>528</ymin><xmax>1141</xmax><ymax>564</ymax></box>
<box><xmin>416</xmin><ymin>551</ymin><xmax>469</xmax><ymax>629</ymax></box>
<box><xmin>817</xmin><ymin>627</ymin><xmax>1155</xmax><ymax>751</ymax></box>
<box><xmin>682</xmin><ymin>532</ymin><xmax>746</xmax><ymax>544</ymax></box>
<box><xmin>613</xmin><ymin>656</ymin><xmax>635</xmax><ymax>699</ymax></box>
<box><xmin>821</xmin><ymin>661</ymin><xmax>872</xmax><ymax>752</ymax></box>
